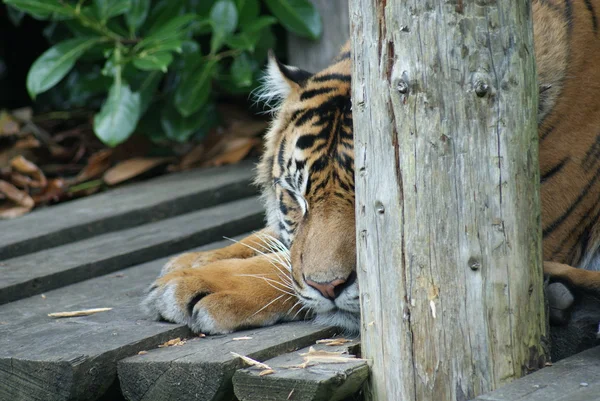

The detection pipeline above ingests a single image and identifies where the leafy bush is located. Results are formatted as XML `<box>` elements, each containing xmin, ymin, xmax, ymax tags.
<box><xmin>3</xmin><ymin>0</ymin><xmax>321</xmax><ymax>146</ymax></box>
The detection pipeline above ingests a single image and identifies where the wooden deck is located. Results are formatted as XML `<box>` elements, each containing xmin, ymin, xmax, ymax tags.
<box><xmin>0</xmin><ymin>161</ymin><xmax>598</xmax><ymax>401</ymax></box>
<box><xmin>0</xmin><ymin>162</ymin><xmax>367</xmax><ymax>401</ymax></box>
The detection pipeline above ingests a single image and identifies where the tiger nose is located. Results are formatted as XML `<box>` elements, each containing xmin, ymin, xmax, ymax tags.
<box><xmin>305</xmin><ymin>272</ymin><xmax>356</xmax><ymax>300</ymax></box>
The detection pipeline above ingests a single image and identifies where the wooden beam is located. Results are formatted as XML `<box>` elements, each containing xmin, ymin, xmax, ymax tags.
<box><xmin>0</xmin><ymin>197</ymin><xmax>263</xmax><ymax>305</ymax></box>
<box><xmin>286</xmin><ymin>0</ymin><xmax>349</xmax><ymax>72</ymax></box>
<box><xmin>350</xmin><ymin>0</ymin><xmax>545</xmax><ymax>399</ymax></box>
<box><xmin>118</xmin><ymin>323</ymin><xmax>337</xmax><ymax>401</ymax></box>
<box><xmin>233</xmin><ymin>340</ymin><xmax>368</xmax><ymax>401</ymax></box>
<box><xmin>0</xmin><ymin>161</ymin><xmax>256</xmax><ymax>260</ymax></box>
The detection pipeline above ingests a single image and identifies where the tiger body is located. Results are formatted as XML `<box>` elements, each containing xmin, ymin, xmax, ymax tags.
<box><xmin>144</xmin><ymin>0</ymin><xmax>600</xmax><ymax>338</ymax></box>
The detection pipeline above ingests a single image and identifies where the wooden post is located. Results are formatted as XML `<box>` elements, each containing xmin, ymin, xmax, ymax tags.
<box><xmin>287</xmin><ymin>0</ymin><xmax>349</xmax><ymax>72</ymax></box>
<box><xmin>350</xmin><ymin>1</ymin><xmax>547</xmax><ymax>400</ymax></box>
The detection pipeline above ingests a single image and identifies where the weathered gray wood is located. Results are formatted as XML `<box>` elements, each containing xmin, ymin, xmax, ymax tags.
<box><xmin>233</xmin><ymin>340</ymin><xmax>368</xmax><ymax>401</ymax></box>
<box><xmin>0</xmin><ymin>161</ymin><xmax>257</xmax><ymax>260</ymax></box>
<box><xmin>118</xmin><ymin>324</ymin><xmax>338</xmax><ymax>401</ymax></box>
<box><xmin>0</xmin><ymin>240</ymin><xmax>237</xmax><ymax>401</ymax></box>
<box><xmin>0</xmin><ymin>197</ymin><xmax>263</xmax><ymax>305</ymax></box>
<box><xmin>350</xmin><ymin>1</ymin><xmax>544</xmax><ymax>400</ymax></box>
<box><xmin>287</xmin><ymin>0</ymin><xmax>349</xmax><ymax>72</ymax></box>
<box><xmin>472</xmin><ymin>346</ymin><xmax>600</xmax><ymax>401</ymax></box>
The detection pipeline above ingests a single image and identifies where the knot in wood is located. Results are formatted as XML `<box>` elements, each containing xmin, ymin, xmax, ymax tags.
<box><xmin>468</xmin><ymin>257</ymin><xmax>481</xmax><ymax>271</ymax></box>
<box><xmin>475</xmin><ymin>81</ymin><xmax>489</xmax><ymax>97</ymax></box>
<box><xmin>375</xmin><ymin>201</ymin><xmax>385</xmax><ymax>214</ymax></box>
<box><xmin>396</xmin><ymin>80</ymin><xmax>409</xmax><ymax>94</ymax></box>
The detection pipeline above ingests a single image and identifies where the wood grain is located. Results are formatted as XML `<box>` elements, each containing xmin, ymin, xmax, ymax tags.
<box><xmin>350</xmin><ymin>0</ymin><xmax>546</xmax><ymax>399</ymax></box>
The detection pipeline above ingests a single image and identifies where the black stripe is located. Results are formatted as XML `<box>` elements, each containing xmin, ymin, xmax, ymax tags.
<box><xmin>540</xmin><ymin>124</ymin><xmax>556</xmax><ymax>141</ymax></box>
<box><xmin>300</xmin><ymin>87</ymin><xmax>337</xmax><ymax>100</ymax></box>
<box><xmin>277</xmin><ymin>136</ymin><xmax>287</xmax><ymax>169</ymax></box>
<box><xmin>585</xmin><ymin>0</ymin><xmax>598</xmax><ymax>33</ymax></box>
<box><xmin>541</xmin><ymin>158</ymin><xmax>569</xmax><ymax>182</ymax></box>
<box><xmin>543</xmin><ymin>163</ymin><xmax>600</xmax><ymax>237</ymax></box>
<box><xmin>312</xmin><ymin>73</ymin><xmax>351</xmax><ymax>83</ymax></box>
<box><xmin>565</xmin><ymin>0</ymin><xmax>574</xmax><ymax>32</ymax></box>
<box><xmin>583</xmin><ymin>134</ymin><xmax>600</xmax><ymax>169</ymax></box>
<box><xmin>296</xmin><ymin>134</ymin><xmax>318</xmax><ymax>150</ymax></box>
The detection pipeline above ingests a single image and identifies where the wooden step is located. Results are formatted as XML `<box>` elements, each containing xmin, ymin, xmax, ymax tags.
<box><xmin>0</xmin><ymin>161</ymin><xmax>256</xmax><ymax>260</ymax></box>
<box><xmin>233</xmin><ymin>339</ymin><xmax>368</xmax><ymax>401</ymax></box>
<box><xmin>0</xmin><ymin>241</ymin><xmax>229</xmax><ymax>401</ymax></box>
<box><xmin>0</xmin><ymin>197</ymin><xmax>263</xmax><ymax>305</ymax></box>
<box><xmin>118</xmin><ymin>323</ymin><xmax>338</xmax><ymax>401</ymax></box>
<box><xmin>473</xmin><ymin>345</ymin><xmax>600</xmax><ymax>401</ymax></box>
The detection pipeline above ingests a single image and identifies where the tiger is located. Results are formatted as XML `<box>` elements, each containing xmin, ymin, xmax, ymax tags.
<box><xmin>143</xmin><ymin>0</ymin><xmax>600</xmax><ymax>344</ymax></box>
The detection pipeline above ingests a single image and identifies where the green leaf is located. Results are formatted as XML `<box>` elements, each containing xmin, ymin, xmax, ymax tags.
<box><xmin>174</xmin><ymin>59</ymin><xmax>216</xmax><ymax>117</ymax></box>
<box><xmin>93</xmin><ymin>0</ymin><xmax>131</xmax><ymax>22</ymax></box>
<box><xmin>3</xmin><ymin>0</ymin><xmax>73</xmax><ymax>19</ymax></box>
<box><xmin>224</xmin><ymin>33</ymin><xmax>255</xmax><ymax>51</ymax></box>
<box><xmin>236</xmin><ymin>0</ymin><xmax>258</xmax><ymax>27</ymax></box>
<box><xmin>243</xmin><ymin>16</ymin><xmax>277</xmax><ymax>33</ymax></box>
<box><xmin>26</xmin><ymin>36</ymin><xmax>101</xmax><ymax>98</ymax></box>
<box><xmin>94</xmin><ymin>80</ymin><xmax>142</xmax><ymax>146</ymax></box>
<box><xmin>126</xmin><ymin>0</ymin><xmax>150</xmax><ymax>33</ymax></box>
<box><xmin>143</xmin><ymin>0</ymin><xmax>185</xmax><ymax>35</ymax></box>
<box><xmin>263</xmin><ymin>0</ymin><xmax>321</xmax><ymax>40</ymax></box>
<box><xmin>138</xmin><ymin>14</ymin><xmax>196</xmax><ymax>52</ymax></box>
<box><xmin>137</xmin><ymin>71</ymin><xmax>163</xmax><ymax>114</ymax></box>
<box><xmin>160</xmin><ymin>102</ymin><xmax>217</xmax><ymax>142</ymax></box>
<box><xmin>231</xmin><ymin>53</ymin><xmax>254</xmax><ymax>88</ymax></box>
<box><xmin>209</xmin><ymin>0</ymin><xmax>238</xmax><ymax>54</ymax></box>
<box><xmin>6</xmin><ymin>5</ymin><xmax>25</xmax><ymax>26</ymax></box>
<box><xmin>133</xmin><ymin>52</ymin><xmax>173</xmax><ymax>72</ymax></box>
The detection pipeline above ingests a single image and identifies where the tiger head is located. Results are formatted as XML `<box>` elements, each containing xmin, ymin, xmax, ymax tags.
<box><xmin>255</xmin><ymin>48</ymin><xmax>360</xmax><ymax>331</ymax></box>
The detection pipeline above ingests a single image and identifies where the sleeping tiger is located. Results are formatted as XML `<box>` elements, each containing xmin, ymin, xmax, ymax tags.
<box><xmin>143</xmin><ymin>0</ymin><xmax>600</xmax><ymax>346</ymax></box>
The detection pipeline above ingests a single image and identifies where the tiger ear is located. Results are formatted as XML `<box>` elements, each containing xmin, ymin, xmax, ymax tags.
<box><xmin>255</xmin><ymin>51</ymin><xmax>312</xmax><ymax>111</ymax></box>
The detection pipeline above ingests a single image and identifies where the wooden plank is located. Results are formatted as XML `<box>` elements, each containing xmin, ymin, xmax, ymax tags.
<box><xmin>0</xmin><ymin>161</ymin><xmax>256</xmax><ymax>260</ymax></box>
<box><xmin>0</xmin><ymin>240</ymin><xmax>237</xmax><ymax>401</ymax></box>
<box><xmin>472</xmin><ymin>346</ymin><xmax>600</xmax><ymax>401</ymax></box>
<box><xmin>0</xmin><ymin>197</ymin><xmax>263</xmax><ymax>305</ymax></box>
<box><xmin>233</xmin><ymin>340</ymin><xmax>368</xmax><ymax>401</ymax></box>
<box><xmin>287</xmin><ymin>0</ymin><xmax>349</xmax><ymax>72</ymax></box>
<box><xmin>118</xmin><ymin>324</ymin><xmax>338</xmax><ymax>401</ymax></box>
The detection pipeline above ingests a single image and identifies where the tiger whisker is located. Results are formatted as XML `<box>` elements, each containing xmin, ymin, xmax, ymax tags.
<box><xmin>250</xmin><ymin>294</ymin><xmax>286</xmax><ymax>318</ymax></box>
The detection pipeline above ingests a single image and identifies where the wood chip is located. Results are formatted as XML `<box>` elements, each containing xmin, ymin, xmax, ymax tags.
<box><xmin>259</xmin><ymin>369</ymin><xmax>275</xmax><ymax>376</ymax></box>
<box><xmin>137</xmin><ymin>351</ymin><xmax>148</xmax><ymax>355</ymax></box>
<box><xmin>157</xmin><ymin>337</ymin><xmax>186</xmax><ymax>348</ymax></box>
<box><xmin>316</xmin><ymin>338</ymin><xmax>352</xmax><ymax>346</ymax></box>
<box><xmin>48</xmin><ymin>307</ymin><xmax>112</xmax><ymax>318</ymax></box>
<box><xmin>290</xmin><ymin>346</ymin><xmax>367</xmax><ymax>369</ymax></box>
<box><xmin>232</xmin><ymin>336</ymin><xmax>253</xmax><ymax>341</ymax></box>
<box><xmin>231</xmin><ymin>352</ymin><xmax>272</xmax><ymax>370</ymax></box>
<box><xmin>40</xmin><ymin>294</ymin><xmax>46</xmax><ymax>299</ymax></box>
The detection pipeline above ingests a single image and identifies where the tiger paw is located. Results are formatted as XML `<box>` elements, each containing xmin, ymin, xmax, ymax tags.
<box><xmin>159</xmin><ymin>250</ymin><xmax>226</xmax><ymax>276</ymax></box>
<box><xmin>142</xmin><ymin>257</ymin><xmax>300</xmax><ymax>334</ymax></box>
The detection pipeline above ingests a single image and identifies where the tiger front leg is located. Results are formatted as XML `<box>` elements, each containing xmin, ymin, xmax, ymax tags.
<box><xmin>160</xmin><ymin>228</ymin><xmax>277</xmax><ymax>276</ymax></box>
<box><xmin>143</xmin><ymin>254</ymin><xmax>303</xmax><ymax>334</ymax></box>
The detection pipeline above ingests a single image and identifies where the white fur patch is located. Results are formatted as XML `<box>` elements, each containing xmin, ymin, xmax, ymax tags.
<box><xmin>252</xmin><ymin>57</ymin><xmax>293</xmax><ymax>113</ymax></box>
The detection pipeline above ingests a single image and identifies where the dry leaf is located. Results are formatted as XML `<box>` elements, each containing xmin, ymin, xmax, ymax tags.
<box><xmin>259</xmin><ymin>369</ymin><xmax>275</xmax><ymax>376</ymax></box>
<box><xmin>48</xmin><ymin>307</ymin><xmax>112</xmax><ymax>318</ymax></box>
<box><xmin>202</xmin><ymin>138</ymin><xmax>259</xmax><ymax>167</ymax></box>
<box><xmin>10</xmin><ymin>155</ymin><xmax>47</xmax><ymax>188</ymax></box>
<box><xmin>74</xmin><ymin>149</ymin><xmax>113</xmax><ymax>183</ymax></box>
<box><xmin>0</xmin><ymin>110</ymin><xmax>20</xmax><ymax>136</ymax></box>
<box><xmin>172</xmin><ymin>144</ymin><xmax>205</xmax><ymax>171</ymax></box>
<box><xmin>158</xmin><ymin>337</ymin><xmax>186</xmax><ymax>348</ymax></box>
<box><xmin>32</xmin><ymin>178</ymin><xmax>66</xmax><ymax>204</ymax></box>
<box><xmin>103</xmin><ymin>157</ymin><xmax>172</xmax><ymax>186</ymax></box>
<box><xmin>138</xmin><ymin>351</ymin><xmax>148</xmax><ymax>355</ymax></box>
<box><xmin>316</xmin><ymin>338</ymin><xmax>352</xmax><ymax>346</ymax></box>
<box><xmin>232</xmin><ymin>336</ymin><xmax>253</xmax><ymax>341</ymax></box>
<box><xmin>231</xmin><ymin>352</ymin><xmax>272</xmax><ymax>370</ymax></box>
<box><xmin>0</xmin><ymin>180</ymin><xmax>34</xmax><ymax>219</ymax></box>
<box><xmin>11</xmin><ymin>107</ymin><xmax>33</xmax><ymax>123</ymax></box>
